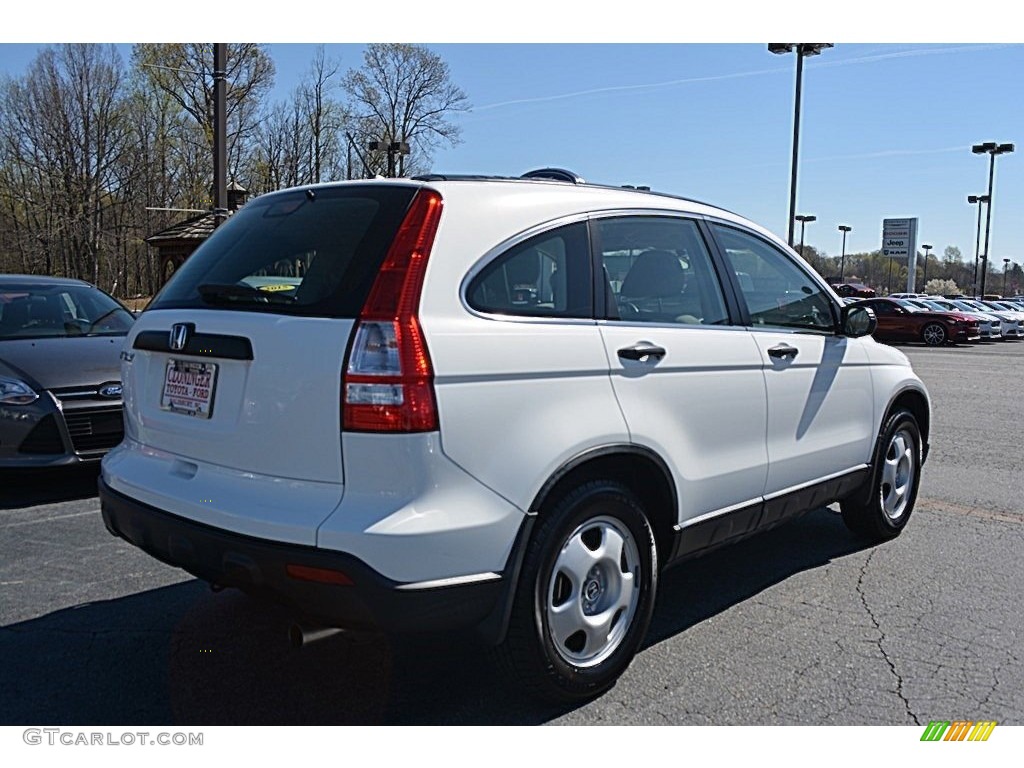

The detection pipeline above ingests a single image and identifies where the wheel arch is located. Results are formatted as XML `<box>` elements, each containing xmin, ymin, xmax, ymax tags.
<box><xmin>528</xmin><ymin>445</ymin><xmax>678</xmax><ymax>566</ymax></box>
<box><xmin>885</xmin><ymin>387</ymin><xmax>931</xmax><ymax>461</ymax></box>
<box><xmin>476</xmin><ymin>444</ymin><xmax>678</xmax><ymax>646</ymax></box>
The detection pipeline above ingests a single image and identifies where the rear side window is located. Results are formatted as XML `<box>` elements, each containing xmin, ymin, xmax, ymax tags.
<box><xmin>596</xmin><ymin>216</ymin><xmax>729</xmax><ymax>325</ymax></box>
<box><xmin>148</xmin><ymin>185</ymin><xmax>419</xmax><ymax>317</ymax></box>
<box><xmin>467</xmin><ymin>222</ymin><xmax>592</xmax><ymax>318</ymax></box>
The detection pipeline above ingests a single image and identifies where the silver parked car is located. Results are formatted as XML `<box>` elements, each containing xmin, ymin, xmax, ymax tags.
<box><xmin>0</xmin><ymin>275</ymin><xmax>134</xmax><ymax>467</ymax></box>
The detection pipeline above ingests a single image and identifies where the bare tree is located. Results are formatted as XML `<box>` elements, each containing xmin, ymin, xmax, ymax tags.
<box><xmin>302</xmin><ymin>46</ymin><xmax>347</xmax><ymax>184</ymax></box>
<box><xmin>245</xmin><ymin>46</ymin><xmax>349</xmax><ymax>194</ymax></box>
<box><xmin>0</xmin><ymin>44</ymin><xmax>133</xmax><ymax>288</ymax></box>
<box><xmin>343</xmin><ymin>44</ymin><xmax>469</xmax><ymax>176</ymax></box>
<box><xmin>132</xmin><ymin>44</ymin><xmax>275</xmax><ymax>183</ymax></box>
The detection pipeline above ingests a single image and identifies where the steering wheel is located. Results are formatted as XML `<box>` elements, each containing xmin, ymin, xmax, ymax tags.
<box><xmin>617</xmin><ymin>299</ymin><xmax>640</xmax><ymax>319</ymax></box>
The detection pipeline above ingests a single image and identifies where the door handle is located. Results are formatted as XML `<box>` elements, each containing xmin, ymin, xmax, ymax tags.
<box><xmin>617</xmin><ymin>343</ymin><xmax>666</xmax><ymax>362</ymax></box>
<box><xmin>767</xmin><ymin>343</ymin><xmax>799</xmax><ymax>360</ymax></box>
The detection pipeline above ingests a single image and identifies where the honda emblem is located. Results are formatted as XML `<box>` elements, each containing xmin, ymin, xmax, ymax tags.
<box><xmin>170</xmin><ymin>323</ymin><xmax>191</xmax><ymax>351</ymax></box>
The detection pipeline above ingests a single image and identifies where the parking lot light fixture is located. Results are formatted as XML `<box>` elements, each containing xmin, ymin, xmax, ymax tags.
<box><xmin>794</xmin><ymin>214</ymin><xmax>816</xmax><ymax>257</ymax></box>
<box><xmin>973</xmin><ymin>142</ymin><xmax>1015</xmax><ymax>297</ymax></box>
<box><xmin>838</xmin><ymin>225</ymin><xmax>852</xmax><ymax>282</ymax></box>
<box><xmin>968</xmin><ymin>194</ymin><xmax>989</xmax><ymax>296</ymax></box>
<box><xmin>769</xmin><ymin>43</ymin><xmax>833</xmax><ymax>247</ymax></box>
<box><xmin>921</xmin><ymin>244</ymin><xmax>933</xmax><ymax>288</ymax></box>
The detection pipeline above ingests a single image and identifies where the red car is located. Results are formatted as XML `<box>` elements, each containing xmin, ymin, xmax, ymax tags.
<box><xmin>856</xmin><ymin>298</ymin><xmax>980</xmax><ymax>346</ymax></box>
<box><xmin>831</xmin><ymin>282</ymin><xmax>876</xmax><ymax>298</ymax></box>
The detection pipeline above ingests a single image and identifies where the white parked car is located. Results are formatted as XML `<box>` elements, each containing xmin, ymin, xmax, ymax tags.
<box><xmin>921</xmin><ymin>298</ymin><xmax>1002</xmax><ymax>339</ymax></box>
<box><xmin>965</xmin><ymin>299</ymin><xmax>1024</xmax><ymax>338</ymax></box>
<box><xmin>948</xmin><ymin>299</ymin><xmax>1018</xmax><ymax>338</ymax></box>
<box><xmin>100</xmin><ymin>169</ymin><xmax>931</xmax><ymax>701</ymax></box>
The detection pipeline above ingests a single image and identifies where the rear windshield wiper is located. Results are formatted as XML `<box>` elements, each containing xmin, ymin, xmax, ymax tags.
<box><xmin>198</xmin><ymin>283</ymin><xmax>296</xmax><ymax>306</ymax></box>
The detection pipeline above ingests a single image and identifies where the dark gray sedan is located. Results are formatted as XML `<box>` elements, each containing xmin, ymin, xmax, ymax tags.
<box><xmin>1</xmin><ymin>275</ymin><xmax>134</xmax><ymax>467</ymax></box>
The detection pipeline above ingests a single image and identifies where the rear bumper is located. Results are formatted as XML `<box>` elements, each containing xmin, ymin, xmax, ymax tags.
<box><xmin>98</xmin><ymin>477</ymin><xmax>505</xmax><ymax>634</ymax></box>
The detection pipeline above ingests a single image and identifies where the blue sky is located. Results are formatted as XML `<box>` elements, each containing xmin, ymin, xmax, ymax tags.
<box><xmin>3</xmin><ymin>9</ymin><xmax>1023</xmax><ymax>268</ymax></box>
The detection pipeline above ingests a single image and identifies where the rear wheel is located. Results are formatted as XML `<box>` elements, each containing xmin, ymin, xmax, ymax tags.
<box><xmin>841</xmin><ymin>409</ymin><xmax>922</xmax><ymax>541</ymax></box>
<box><xmin>499</xmin><ymin>480</ymin><xmax>657</xmax><ymax>701</ymax></box>
<box><xmin>921</xmin><ymin>322</ymin><xmax>947</xmax><ymax>346</ymax></box>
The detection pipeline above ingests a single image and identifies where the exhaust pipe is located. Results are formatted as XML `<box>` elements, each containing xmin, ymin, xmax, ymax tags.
<box><xmin>288</xmin><ymin>623</ymin><xmax>345</xmax><ymax>648</ymax></box>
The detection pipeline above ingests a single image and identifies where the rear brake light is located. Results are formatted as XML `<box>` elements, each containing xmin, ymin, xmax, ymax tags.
<box><xmin>343</xmin><ymin>190</ymin><xmax>442</xmax><ymax>432</ymax></box>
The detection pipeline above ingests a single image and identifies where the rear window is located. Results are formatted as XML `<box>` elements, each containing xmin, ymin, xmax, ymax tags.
<box><xmin>148</xmin><ymin>185</ymin><xmax>420</xmax><ymax>317</ymax></box>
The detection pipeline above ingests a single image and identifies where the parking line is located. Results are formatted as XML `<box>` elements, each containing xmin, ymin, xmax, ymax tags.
<box><xmin>0</xmin><ymin>509</ymin><xmax>98</xmax><ymax>528</ymax></box>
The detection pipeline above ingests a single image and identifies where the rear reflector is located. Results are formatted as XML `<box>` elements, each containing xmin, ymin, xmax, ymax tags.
<box><xmin>286</xmin><ymin>564</ymin><xmax>354</xmax><ymax>586</ymax></box>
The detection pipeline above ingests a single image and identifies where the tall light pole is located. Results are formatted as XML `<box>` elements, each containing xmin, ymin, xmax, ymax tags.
<box><xmin>838</xmin><ymin>225</ymin><xmax>852</xmax><ymax>282</ymax></box>
<box><xmin>213</xmin><ymin>44</ymin><xmax>227</xmax><ymax>228</ymax></box>
<box><xmin>769</xmin><ymin>43</ymin><xmax>833</xmax><ymax>247</ymax></box>
<box><xmin>795</xmin><ymin>214</ymin><xmax>816</xmax><ymax>257</ymax></box>
<box><xmin>921</xmin><ymin>243</ymin><xmax>932</xmax><ymax>289</ymax></box>
<box><xmin>967</xmin><ymin>194</ymin><xmax>989</xmax><ymax>296</ymax></box>
<box><xmin>1004</xmin><ymin>258</ymin><xmax>1011</xmax><ymax>297</ymax></box>
<box><xmin>972</xmin><ymin>142</ymin><xmax>1014</xmax><ymax>297</ymax></box>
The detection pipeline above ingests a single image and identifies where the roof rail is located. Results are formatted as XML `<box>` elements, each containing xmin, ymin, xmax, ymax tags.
<box><xmin>520</xmin><ymin>167</ymin><xmax>586</xmax><ymax>184</ymax></box>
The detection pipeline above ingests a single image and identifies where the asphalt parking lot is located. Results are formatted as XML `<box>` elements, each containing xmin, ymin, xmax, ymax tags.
<box><xmin>1</xmin><ymin>338</ymin><xmax>1022</xmax><ymax>725</ymax></box>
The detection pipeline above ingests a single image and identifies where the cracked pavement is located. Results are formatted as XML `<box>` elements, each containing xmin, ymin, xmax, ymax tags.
<box><xmin>1</xmin><ymin>343</ymin><xmax>1023</xmax><ymax>725</ymax></box>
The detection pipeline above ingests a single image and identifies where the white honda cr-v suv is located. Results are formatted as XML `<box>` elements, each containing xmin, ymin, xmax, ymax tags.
<box><xmin>100</xmin><ymin>168</ymin><xmax>930</xmax><ymax>701</ymax></box>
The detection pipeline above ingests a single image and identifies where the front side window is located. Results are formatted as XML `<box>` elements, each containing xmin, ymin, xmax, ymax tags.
<box><xmin>595</xmin><ymin>216</ymin><xmax>729</xmax><ymax>325</ymax></box>
<box><xmin>711</xmin><ymin>224</ymin><xmax>836</xmax><ymax>332</ymax></box>
<box><xmin>467</xmin><ymin>221</ymin><xmax>591</xmax><ymax>318</ymax></box>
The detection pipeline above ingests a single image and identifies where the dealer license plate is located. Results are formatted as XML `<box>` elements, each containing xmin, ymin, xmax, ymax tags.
<box><xmin>160</xmin><ymin>359</ymin><xmax>218</xmax><ymax>419</ymax></box>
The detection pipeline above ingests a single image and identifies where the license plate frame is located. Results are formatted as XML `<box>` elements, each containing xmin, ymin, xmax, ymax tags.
<box><xmin>160</xmin><ymin>359</ymin><xmax>218</xmax><ymax>419</ymax></box>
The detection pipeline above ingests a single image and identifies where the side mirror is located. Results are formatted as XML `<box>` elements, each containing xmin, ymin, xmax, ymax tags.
<box><xmin>841</xmin><ymin>305</ymin><xmax>876</xmax><ymax>337</ymax></box>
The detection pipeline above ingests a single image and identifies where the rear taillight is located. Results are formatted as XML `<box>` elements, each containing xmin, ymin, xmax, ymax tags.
<box><xmin>342</xmin><ymin>189</ymin><xmax>442</xmax><ymax>433</ymax></box>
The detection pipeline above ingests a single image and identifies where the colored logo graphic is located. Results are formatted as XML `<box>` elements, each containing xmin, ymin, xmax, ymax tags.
<box><xmin>920</xmin><ymin>721</ymin><xmax>997</xmax><ymax>742</ymax></box>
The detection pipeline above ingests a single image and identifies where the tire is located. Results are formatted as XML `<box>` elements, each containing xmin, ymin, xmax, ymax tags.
<box><xmin>841</xmin><ymin>409</ymin><xmax>922</xmax><ymax>542</ymax></box>
<box><xmin>498</xmin><ymin>480</ymin><xmax>657</xmax><ymax>702</ymax></box>
<box><xmin>921</xmin><ymin>322</ymin><xmax>947</xmax><ymax>346</ymax></box>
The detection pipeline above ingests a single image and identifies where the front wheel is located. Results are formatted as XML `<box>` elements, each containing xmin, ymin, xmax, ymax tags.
<box><xmin>921</xmin><ymin>322</ymin><xmax>947</xmax><ymax>346</ymax></box>
<box><xmin>499</xmin><ymin>480</ymin><xmax>657</xmax><ymax>701</ymax></box>
<box><xmin>841</xmin><ymin>409</ymin><xmax>922</xmax><ymax>541</ymax></box>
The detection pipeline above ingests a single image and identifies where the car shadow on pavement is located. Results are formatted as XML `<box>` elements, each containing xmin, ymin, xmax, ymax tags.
<box><xmin>0</xmin><ymin>507</ymin><xmax>873</xmax><ymax>726</ymax></box>
<box><xmin>0</xmin><ymin>466</ymin><xmax>100</xmax><ymax>510</ymax></box>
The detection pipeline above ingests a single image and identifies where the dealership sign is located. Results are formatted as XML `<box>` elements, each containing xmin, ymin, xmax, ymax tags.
<box><xmin>881</xmin><ymin>217</ymin><xmax>919</xmax><ymax>291</ymax></box>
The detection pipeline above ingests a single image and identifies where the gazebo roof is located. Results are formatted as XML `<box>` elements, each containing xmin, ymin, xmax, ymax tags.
<box><xmin>146</xmin><ymin>185</ymin><xmax>248</xmax><ymax>247</ymax></box>
<box><xmin>145</xmin><ymin>212</ymin><xmax>219</xmax><ymax>245</ymax></box>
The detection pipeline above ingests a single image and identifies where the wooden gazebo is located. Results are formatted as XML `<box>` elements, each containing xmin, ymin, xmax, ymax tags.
<box><xmin>146</xmin><ymin>183</ymin><xmax>249</xmax><ymax>285</ymax></box>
